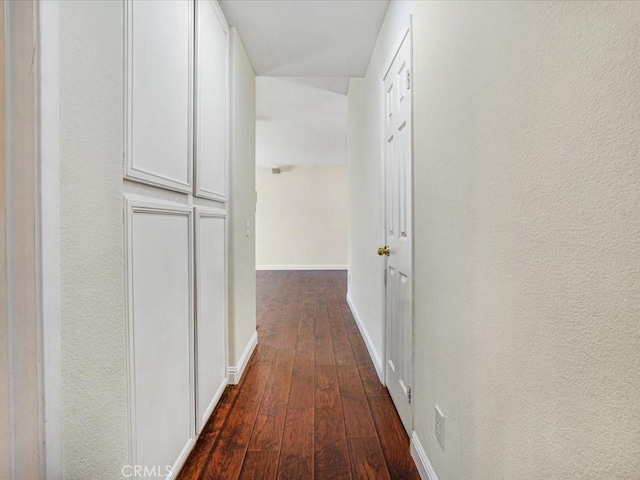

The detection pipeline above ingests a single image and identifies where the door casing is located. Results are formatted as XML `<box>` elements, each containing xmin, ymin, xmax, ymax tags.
<box><xmin>1</xmin><ymin>1</ymin><xmax>62</xmax><ymax>477</ymax></box>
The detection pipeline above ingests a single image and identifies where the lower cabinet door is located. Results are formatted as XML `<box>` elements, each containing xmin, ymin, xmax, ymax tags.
<box><xmin>194</xmin><ymin>208</ymin><xmax>228</xmax><ymax>432</ymax></box>
<box><xmin>125</xmin><ymin>197</ymin><xmax>195</xmax><ymax>477</ymax></box>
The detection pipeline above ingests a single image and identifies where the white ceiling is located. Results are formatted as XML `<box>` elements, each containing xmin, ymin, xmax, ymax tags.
<box><xmin>221</xmin><ymin>0</ymin><xmax>389</xmax><ymax>166</ymax></box>
<box><xmin>256</xmin><ymin>77</ymin><xmax>347</xmax><ymax>166</ymax></box>
<box><xmin>218</xmin><ymin>0</ymin><xmax>390</xmax><ymax>77</ymax></box>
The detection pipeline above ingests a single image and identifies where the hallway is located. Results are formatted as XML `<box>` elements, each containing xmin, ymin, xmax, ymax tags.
<box><xmin>177</xmin><ymin>271</ymin><xmax>420</xmax><ymax>479</ymax></box>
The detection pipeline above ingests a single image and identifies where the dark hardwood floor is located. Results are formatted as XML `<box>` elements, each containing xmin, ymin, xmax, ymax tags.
<box><xmin>178</xmin><ymin>270</ymin><xmax>420</xmax><ymax>480</ymax></box>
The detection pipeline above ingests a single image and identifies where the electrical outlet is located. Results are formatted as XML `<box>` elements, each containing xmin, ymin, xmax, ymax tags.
<box><xmin>435</xmin><ymin>406</ymin><xmax>445</xmax><ymax>450</ymax></box>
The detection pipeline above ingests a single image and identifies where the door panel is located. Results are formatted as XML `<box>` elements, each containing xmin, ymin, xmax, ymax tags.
<box><xmin>127</xmin><ymin>200</ymin><xmax>194</xmax><ymax>475</ymax></box>
<box><xmin>195</xmin><ymin>0</ymin><xmax>228</xmax><ymax>201</ymax></box>
<box><xmin>383</xmin><ymin>29</ymin><xmax>413</xmax><ymax>435</ymax></box>
<box><xmin>126</xmin><ymin>0</ymin><xmax>193</xmax><ymax>192</ymax></box>
<box><xmin>195</xmin><ymin>209</ymin><xmax>227</xmax><ymax>432</ymax></box>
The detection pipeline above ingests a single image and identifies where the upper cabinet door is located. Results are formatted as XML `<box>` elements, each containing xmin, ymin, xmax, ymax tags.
<box><xmin>126</xmin><ymin>0</ymin><xmax>193</xmax><ymax>193</ymax></box>
<box><xmin>194</xmin><ymin>0</ymin><xmax>228</xmax><ymax>201</ymax></box>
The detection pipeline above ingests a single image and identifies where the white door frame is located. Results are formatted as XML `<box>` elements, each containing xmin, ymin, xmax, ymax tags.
<box><xmin>1</xmin><ymin>1</ymin><xmax>62</xmax><ymax>477</ymax></box>
<box><xmin>39</xmin><ymin>1</ymin><xmax>62</xmax><ymax>476</ymax></box>
<box><xmin>380</xmin><ymin>20</ymin><xmax>414</xmax><ymax>427</ymax></box>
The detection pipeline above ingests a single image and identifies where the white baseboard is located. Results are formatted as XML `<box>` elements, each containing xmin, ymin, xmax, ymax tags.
<box><xmin>411</xmin><ymin>431</ymin><xmax>440</xmax><ymax>480</ymax></box>
<box><xmin>346</xmin><ymin>292</ymin><xmax>384</xmax><ymax>382</ymax></box>
<box><xmin>174</xmin><ymin>380</ymin><xmax>229</xmax><ymax>479</ymax></box>
<box><xmin>167</xmin><ymin>437</ymin><xmax>195</xmax><ymax>480</ymax></box>
<box><xmin>199</xmin><ymin>378</ymin><xmax>228</xmax><ymax>432</ymax></box>
<box><xmin>227</xmin><ymin>330</ymin><xmax>257</xmax><ymax>385</ymax></box>
<box><xmin>256</xmin><ymin>264</ymin><xmax>347</xmax><ymax>271</ymax></box>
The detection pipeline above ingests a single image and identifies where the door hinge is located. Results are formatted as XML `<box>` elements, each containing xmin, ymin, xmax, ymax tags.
<box><xmin>406</xmin><ymin>69</ymin><xmax>411</xmax><ymax>90</ymax></box>
<box><xmin>407</xmin><ymin>385</ymin><xmax>412</xmax><ymax>404</ymax></box>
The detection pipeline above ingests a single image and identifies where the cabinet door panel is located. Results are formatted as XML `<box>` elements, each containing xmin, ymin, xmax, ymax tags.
<box><xmin>126</xmin><ymin>0</ymin><xmax>193</xmax><ymax>192</ymax></box>
<box><xmin>195</xmin><ymin>209</ymin><xmax>227</xmax><ymax>431</ymax></box>
<box><xmin>195</xmin><ymin>0</ymin><xmax>228</xmax><ymax>200</ymax></box>
<box><xmin>126</xmin><ymin>199</ymin><xmax>194</xmax><ymax>474</ymax></box>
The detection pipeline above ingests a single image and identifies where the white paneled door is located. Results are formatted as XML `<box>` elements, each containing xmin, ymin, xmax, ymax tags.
<box><xmin>382</xmin><ymin>28</ymin><xmax>414</xmax><ymax>435</ymax></box>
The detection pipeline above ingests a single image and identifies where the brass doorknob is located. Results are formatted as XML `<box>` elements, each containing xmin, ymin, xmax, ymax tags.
<box><xmin>377</xmin><ymin>246</ymin><xmax>390</xmax><ymax>256</ymax></box>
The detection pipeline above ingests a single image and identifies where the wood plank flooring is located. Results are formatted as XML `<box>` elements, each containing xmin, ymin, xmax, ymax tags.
<box><xmin>178</xmin><ymin>270</ymin><xmax>420</xmax><ymax>480</ymax></box>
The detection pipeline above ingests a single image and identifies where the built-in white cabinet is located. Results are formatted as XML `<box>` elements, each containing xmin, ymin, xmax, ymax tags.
<box><xmin>195</xmin><ymin>1</ymin><xmax>228</xmax><ymax>201</ymax></box>
<box><xmin>124</xmin><ymin>0</ymin><xmax>229</xmax><ymax>477</ymax></box>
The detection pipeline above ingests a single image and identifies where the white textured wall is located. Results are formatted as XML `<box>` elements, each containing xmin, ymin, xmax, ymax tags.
<box><xmin>347</xmin><ymin>1</ymin><xmax>413</xmax><ymax>372</ymax></box>
<box><xmin>411</xmin><ymin>1</ymin><xmax>640</xmax><ymax>479</ymax></box>
<box><xmin>350</xmin><ymin>1</ymin><xmax>640</xmax><ymax>478</ymax></box>
<box><xmin>228</xmin><ymin>28</ymin><xmax>257</xmax><ymax>367</ymax></box>
<box><xmin>60</xmin><ymin>1</ymin><xmax>128</xmax><ymax>477</ymax></box>
<box><xmin>256</xmin><ymin>165</ymin><xmax>348</xmax><ymax>269</ymax></box>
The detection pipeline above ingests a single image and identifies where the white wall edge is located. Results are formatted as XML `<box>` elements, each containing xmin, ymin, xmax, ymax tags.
<box><xmin>346</xmin><ymin>292</ymin><xmax>384</xmax><ymax>382</ymax></box>
<box><xmin>38</xmin><ymin>0</ymin><xmax>62</xmax><ymax>477</ymax></box>
<box><xmin>256</xmin><ymin>264</ymin><xmax>347</xmax><ymax>271</ymax></box>
<box><xmin>227</xmin><ymin>330</ymin><xmax>257</xmax><ymax>385</ymax></box>
<box><xmin>411</xmin><ymin>431</ymin><xmax>440</xmax><ymax>480</ymax></box>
